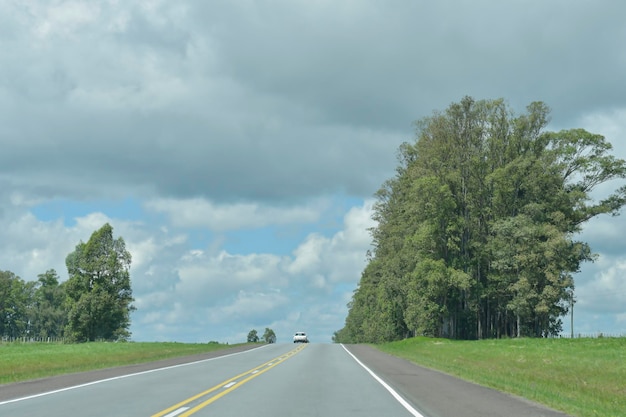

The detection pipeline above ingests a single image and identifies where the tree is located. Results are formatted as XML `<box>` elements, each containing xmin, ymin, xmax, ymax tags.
<box><xmin>337</xmin><ymin>97</ymin><xmax>626</xmax><ymax>342</ymax></box>
<box><xmin>0</xmin><ymin>271</ymin><xmax>35</xmax><ymax>338</ymax></box>
<box><xmin>262</xmin><ymin>327</ymin><xmax>277</xmax><ymax>343</ymax></box>
<box><xmin>65</xmin><ymin>223</ymin><xmax>135</xmax><ymax>342</ymax></box>
<box><xmin>29</xmin><ymin>269</ymin><xmax>67</xmax><ymax>339</ymax></box>
<box><xmin>247</xmin><ymin>329</ymin><xmax>259</xmax><ymax>343</ymax></box>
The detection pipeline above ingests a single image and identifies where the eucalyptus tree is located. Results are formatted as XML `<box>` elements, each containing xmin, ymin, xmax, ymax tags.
<box><xmin>337</xmin><ymin>97</ymin><xmax>626</xmax><ymax>342</ymax></box>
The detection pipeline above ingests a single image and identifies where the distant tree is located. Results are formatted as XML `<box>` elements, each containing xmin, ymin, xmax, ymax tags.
<box><xmin>247</xmin><ymin>329</ymin><xmax>259</xmax><ymax>343</ymax></box>
<box><xmin>29</xmin><ymin>269</ymin><xmax>67</xmax><ymax>339</ymax></box>
<box><xmin>262</xmin><ymin>327</ymin><xmax>276</xmax><ymax>343</ymax></box>
<box><xmin>65</xmin><ymin>223</ymin><xmax>135</xmax><ymax>342</ymax></box>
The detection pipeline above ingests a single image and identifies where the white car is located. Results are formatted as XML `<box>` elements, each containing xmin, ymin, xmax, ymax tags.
<box><xmin>293</xmin><ymin>332</ymin><xmax>309</xmax><ymax>343</ymax></box>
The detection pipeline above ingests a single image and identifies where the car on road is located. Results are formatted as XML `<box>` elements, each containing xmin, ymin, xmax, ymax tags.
<box><xmin>293</xmin><ymin>332</ymin><xmax>309</xmax><ymax>343</ymax></box>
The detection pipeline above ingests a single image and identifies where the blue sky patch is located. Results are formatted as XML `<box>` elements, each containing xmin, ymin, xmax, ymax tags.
<box><xmin>31</xmin><ymin>197</ymin><xmax>145</xmax><ymax>226</ymax></box>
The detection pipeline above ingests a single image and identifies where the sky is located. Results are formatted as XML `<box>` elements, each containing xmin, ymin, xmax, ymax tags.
<box><xmin>1</xmin><ymin>0</ymin><xmax>625</xmax><ymax>343</ymax></box>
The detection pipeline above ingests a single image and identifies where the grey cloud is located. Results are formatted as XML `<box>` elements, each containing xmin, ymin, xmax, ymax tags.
<box><xmin>3</xmin><ymin>1</ymin><xmax>625</xmax><ymax>205</ymax></box>
<box><xmin>195</xmin><ymin>1</ymin><xmax>626</xmax><ymax>126</ymax></box>
<box><xmin>1</xmin><ymin>0</ymin><xmax>626</xmax><ymax>340</ymax></box>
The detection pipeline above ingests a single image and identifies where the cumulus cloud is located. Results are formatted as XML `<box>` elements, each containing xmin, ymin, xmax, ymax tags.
<box><xmin>128</xmin><ymin>199</ymin><xmax>375</xmax><ymax>342</ymax></box>
<box><xmin>1</xmin><ymin>0</ymin><xmax>625</xmax><ymax>341</ymax></box>
<box><xmin>576</xmin><ymin>257</ymin><xmax>626</xmax><ymax>314</ymax></box>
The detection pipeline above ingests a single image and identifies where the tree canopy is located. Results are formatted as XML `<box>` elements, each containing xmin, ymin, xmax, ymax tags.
<box><xmin>65</xmin><ymin>223</ymin><xmax>135</xmax><ymax>342</ymax></box>
<box><xmin>263</xmin><ymin>327</ymin><xmax>277</xmax><ymax>343</ymax></box>
<box><xmin>335</xmin><ymin>97</ymin><xmax>626</xmax><ymax>343</ymax></box>
<box><xmin>30</xmin><ymin>269</ymin><xmax>67</xmax><ymax>339</ymax></box>
<box><xmin>0</xmin><ymin>270</ymin><xmax>35</xmax><ymax>338</ymax></box>
<box><xmin>247</xmin><ymin>329</ymin><xmax>259</xmax><ymax>343</ymax></box>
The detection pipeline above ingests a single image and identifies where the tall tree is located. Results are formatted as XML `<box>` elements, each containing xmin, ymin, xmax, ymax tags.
<box><xmin>29</xmin><ymin>269</ymin><xmax>68</xmax><ymax>339</ymax></box>
<box><xmin>65</xmin><ymin>223</ymin><xmax>134</xmax><ymax>342</ymax></box>
<box><xmin>336</xmin><ymin>97</ymin><xmax>626</xmax><ymax>343</ymax></box>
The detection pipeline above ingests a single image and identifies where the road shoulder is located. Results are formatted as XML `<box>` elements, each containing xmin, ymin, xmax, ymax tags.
<box><xmin>344</xmin><ymin>344</ymin><xmax>572</xmax><ymax>417</ymax></box>
<box><xmin>0</xmin><ymin>344</ymin><xmax>261</xmax><ymax>402</ymax></box>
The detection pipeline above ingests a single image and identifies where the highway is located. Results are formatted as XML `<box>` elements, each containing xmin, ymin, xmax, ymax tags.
<box><xmin>0</xmin><ymin>343</ymin><xmax>571</xmax><ymax>417</ymax></box>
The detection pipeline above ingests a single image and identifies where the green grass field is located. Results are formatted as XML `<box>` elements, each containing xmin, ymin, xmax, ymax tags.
<box><xmin>0</xmin><ymin>341</ymin><xmax>245</xmax><ymax>385</ymax></box>
<box><xmin>376</xmin><ymin>337</ymin><xmax>626</xmax><ymax>417</ymax></box>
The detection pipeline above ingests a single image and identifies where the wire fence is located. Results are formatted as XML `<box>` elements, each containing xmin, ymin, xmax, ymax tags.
<box><xmin>1</xmin><ymin>336</ymin><xmax>68</xmax><ymax>344</ymax></box>
<box><xmin>556</xmin><ymin>332</ymin><xmax>626</xmax><ymax>339</ymax></box>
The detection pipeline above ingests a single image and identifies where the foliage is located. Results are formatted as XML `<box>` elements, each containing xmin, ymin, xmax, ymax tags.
<box><xmin>247</xmin><ymin>329</ymin><xmax>259</xmax><ymax>343</ymax></box>
<box><xmin>1</xmin><ymin>225</ymin><xmax>136</xmax><ymax>343</ymax></box>
<box><xmin>0</xmin><ymin>271</ymin><xmax>35</xmax><ymax>338</ymax></box>
<box><xmin>336</xmin><ymin>97</ymin><xmax>626</xmax><ymax>342</ymax></box>
<box><xmin>65</xmin><ymin>223</ymin><xmax>135</xmax><ymax>342</ymax></box>
<box><xmin>262</xmin><ymin>327</ymin><xmax>277</xmax><ymax>343</ymax></box>
<box><xmin>29</xmin><ymin>270</ymin><xmax>67</xmax><ymax>339</ymax></box>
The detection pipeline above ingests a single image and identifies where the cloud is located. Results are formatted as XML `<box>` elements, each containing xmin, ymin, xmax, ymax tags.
<box><xmin>576</xmin><ymin>257</ymin><xmax>626</xmax><ymax>314</ymax></box>
<box><xmin>207</xmin><ymin>290</ymin><xmax>289</xmax><ymax>324</ymax></box>
<box><xmin>145</xmin><ymin>198</ymin><xmax>326</xmax><ymax>230</ymax></box>
<box><xmin>0</xmin><ymin>206</ymin><xmax>107</xmax><ymax>282</ymax></box>
<box><xmin>0</xmin><ymin>195</ymin><xmax>372</xmax><ymax>342</ymax></box>
<box><xmin>128</xmin><ymin>199</ymin><xmax>375</xmax><ymax>342</ymax></box>
<box><xmin>1</xmin><ymin>0</ymin><xmax>626</xmax><ymax>342</ymax></box>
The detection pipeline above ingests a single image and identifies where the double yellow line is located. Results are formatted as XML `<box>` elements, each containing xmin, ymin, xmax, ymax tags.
<box><xmin>151</xmin><ymin>344</ymin><xmax>307</xmax><ymax>417</ymax></box>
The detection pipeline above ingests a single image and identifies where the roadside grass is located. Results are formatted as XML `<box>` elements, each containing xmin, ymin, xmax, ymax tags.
<box><xmin>0</xmin><ymin>341</ymin><xmax>250</xmax><ymax>385</ymax></box>
<box><xmin>376</xmin><ymin>337</ymin><xmax>626</xmax><ymax>417</ymax></box>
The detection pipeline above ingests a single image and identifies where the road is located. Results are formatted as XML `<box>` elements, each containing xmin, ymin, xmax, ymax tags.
<box><xmin>0</xmin><ymin>343</ymin><xmax>571</xmax><ymax>417</ymax></box>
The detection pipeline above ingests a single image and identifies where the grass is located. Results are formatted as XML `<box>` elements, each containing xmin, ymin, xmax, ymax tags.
<box><xmin>0</xmin><ymin>341</ymin><xmax>248</xmax><ymax>385</ymax></box>
<box><xmin>377</xmin><ymin>337</ymin><xmax>626</xmax><ymax>417</ymax></box>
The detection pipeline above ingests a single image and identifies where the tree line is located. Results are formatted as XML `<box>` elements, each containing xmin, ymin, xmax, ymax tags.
<box><xmin>0</xmin><ymin>223</ymin><xmax>135</xmax><ymax>342</ymax></box>
<box><xmin>334</xmin><ymin>97</ymin><xmax>626</xmax><ymax>343</ymax></box>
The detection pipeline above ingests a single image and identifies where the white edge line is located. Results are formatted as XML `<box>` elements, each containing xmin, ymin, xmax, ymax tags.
<box><xmin>0</xmin><ymin>344</ymin><xmax>270</xmax><ymax>406</ymax></box>
<box><xmin>341</xmin><ymin>344</ymin><xmax>425</xmax><ymax>417</ymax></box>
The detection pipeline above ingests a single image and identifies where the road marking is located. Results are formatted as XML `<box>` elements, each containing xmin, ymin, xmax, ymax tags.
<box><xmin>341</xmin><ymin>344</ymin><xmax>425</xmax><ymax>417</ymax></box>
<box><xmin>0</xmin><ymin>345</ymin><xmax>270</xmax><ymax>406</ymax></box>
<box><xmin>151</xmin><ymin>344</ymin><xmax>306</xmax><ymax>417</ymax></box>
<box><xmin>163</xmin><ymin>407</ymin><xmax>189</xmax><ymax>417</ymax></box>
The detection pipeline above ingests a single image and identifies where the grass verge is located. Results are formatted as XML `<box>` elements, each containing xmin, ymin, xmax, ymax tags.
<box><xmin>376</xmin><ymin>337</ymin><xmax>626</xmax><ymax>417</ymax></box>
<box><xmin>0</xmin><ymin>341</ymin><xmax>250</xmax><ymax>385</ymax></box>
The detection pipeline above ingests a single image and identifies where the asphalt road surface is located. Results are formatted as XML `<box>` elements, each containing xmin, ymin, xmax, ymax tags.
<box><xmin>0</xmin><ymin>343</ymin><xmax>572</xmax><ymax>417</ymax></box>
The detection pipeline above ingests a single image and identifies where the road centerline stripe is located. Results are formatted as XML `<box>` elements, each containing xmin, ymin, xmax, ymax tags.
<box><xmin>163</xmin><ymin>407</ymin><xmax>189</xmax><ymax>417</ymax></box>
<box><xmin>151</xmin><ymin>344</ymin><xmax>306</xmax><ymax>417</ymax></box>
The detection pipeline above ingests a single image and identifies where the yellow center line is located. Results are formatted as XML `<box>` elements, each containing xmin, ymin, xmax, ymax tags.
<box><xmin>151</xmin><ymin>344</ymin><xmax>306</xmax><ymax>417</ymax></box>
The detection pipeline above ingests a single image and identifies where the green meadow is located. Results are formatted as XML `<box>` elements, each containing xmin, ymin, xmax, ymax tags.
<box><xmin>0</xmin><ymin>341</ymin><xmax>241</xmax><ymax>385</ymax></box>
<box><xmin>377</xmin><ymin>337</ymin><xmax>626</xmax><ymax>417</ymax></box>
